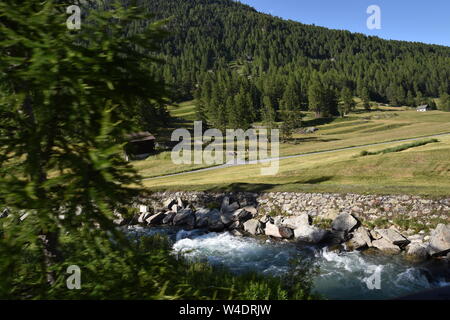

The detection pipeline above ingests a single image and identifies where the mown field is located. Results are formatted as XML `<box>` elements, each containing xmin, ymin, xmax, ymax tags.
<box><xmin>135</xmin><ymin>100</ymin><xmax>450</xmax><ymax>193</ymax></box>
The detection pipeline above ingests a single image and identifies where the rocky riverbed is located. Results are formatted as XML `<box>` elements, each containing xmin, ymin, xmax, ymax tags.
<box><xmin>120</xmin><ymin>192</ymin><xmax>450</xmax><ymax>262</ymax></box>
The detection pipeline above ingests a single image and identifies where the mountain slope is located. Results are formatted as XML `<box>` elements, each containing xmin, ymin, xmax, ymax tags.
<box><xmin>129</xmin><ymin>0</ymin><xmax>450</xmax><ymax>114</ymax></box>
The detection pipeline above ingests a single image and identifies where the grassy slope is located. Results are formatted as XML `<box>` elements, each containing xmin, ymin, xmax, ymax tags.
<box><xmin>139</xmin><ymin>101</ymin><xmax>450</xmax><ymax>196</ymax></box>
<box><xmin>143</xmin><ymin>135</ymin><xmax>450</xmax><ymax>196</ymax></box>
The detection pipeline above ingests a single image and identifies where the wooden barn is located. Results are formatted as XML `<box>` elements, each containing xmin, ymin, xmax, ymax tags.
<box><xmin>124</xmin><ymin>132</ymin><xmax>156</xmax><ymax>161</ymax></box>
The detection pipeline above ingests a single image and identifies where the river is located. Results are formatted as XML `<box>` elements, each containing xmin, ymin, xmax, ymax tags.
<box><xmin>127</xmin><ymin>225</ymin><xmax>450</xmax><ymax>300</ymax></box>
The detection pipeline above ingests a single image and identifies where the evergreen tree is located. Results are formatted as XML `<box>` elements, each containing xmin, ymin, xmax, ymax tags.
<box><xmin>439</xmin><ymin>92</ymin><xmax>450</xmax><ymax>111</ymax></box>
<box><xmin>361</xmin><ymin>87</ymin><xmax>371</xmax><ymax>111</ymax></box>
<box><xmin>262</xmin><ymin>96</ymin><xmax>277</xmax><ymax>128</ymax></box>
<box><xmin>308</xmin><ymin>77</ymin><xmax>327</xmax><ymax>118</ymax></box>
<box><xmin>339</xmin><ymin>87</ymin><xmax>356</xmax><ymax>117</ymax></box>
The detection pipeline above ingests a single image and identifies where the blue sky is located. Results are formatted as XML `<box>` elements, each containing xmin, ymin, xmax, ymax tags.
<box><xmin>239</xmin><ymin>0</ymin><xmax>450</xmax><ymax>47</ymax></box>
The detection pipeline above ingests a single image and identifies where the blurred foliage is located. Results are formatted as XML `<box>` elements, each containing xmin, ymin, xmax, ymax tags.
<box><xmin>0</xmin><ymin>0</ymin><xmax>316</xmax><ymax>300</ymax></box>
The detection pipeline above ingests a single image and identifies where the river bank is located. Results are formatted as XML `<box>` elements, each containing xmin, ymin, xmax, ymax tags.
<box><xmin>116</xmin><ymin>191</ymin><xmax>450</xmax><ymax>299</ymax></box>
<box><xmin>124</xmin><ymin>191</ymin><xmax>450</xmax><ymax>261</ymax></box>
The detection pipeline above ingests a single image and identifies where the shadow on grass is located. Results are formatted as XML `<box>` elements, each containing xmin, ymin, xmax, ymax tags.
<box><xmin>204</xmin><ymin>177</ymin><xmax>334</xmax><ymax>193</ymax></box>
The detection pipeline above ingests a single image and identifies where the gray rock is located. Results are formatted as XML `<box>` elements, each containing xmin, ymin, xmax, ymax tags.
<box><xmin>173</xmin><ymin>209</ymin><xmax>195</xmax><ymax>228</ymax></box>
<box><xmin>162</xmin><ymin>211</ymin><xmax>176</xmax><ymax>225</ymax></box>
<box><xmin>194</xmin><ymin>208</ymin><xmax>212</xmax><ymax>228</ymax></box>
<box><xmin>207</xmin><ymin>209</ymin><xmax>225</xmax><ymax>232</ymax></box>
<box><xmin>139</xmin><ymin>205</ymin><xmax>148</xmax><ymax>213</ymax></box>
<box><xmin>406</xmin><ymin>243</ymin><xmax>429</xmax><ymax>262</ymax></box>
<box><xmin>145</xmin><ymin>212</ymin><xmax>166</xmax><ymax>225</ymax></box>
<box><xmin>221</xmin><ymin>196</ymin><xmax>240</xmax><ymax>214</ymax></box>
<box><xmin>231</xmin><ymin>208</ymin><xmax>253</xmax><ymax>222</ymax></box>
<box><xmin>265</xmin><ymin>223</ymin><xmax>293</xmax><ymax>239</ymax></box>
<box><xmin>228</xmin><ymin>221</ymin><xmax>241</xmax><ymax>230</ymax></box>
<box><xmin>242</xmin><ymin>206</ymin><xmax>257</xmax><ymax>216</ymax></box>
<box><xmin>243</xmin><ymin>219</ymin><xmax>263</xmax><ymax>235</ymax></box>
<box><xmin>348</xmin><ymin>227</ymin><xmax>372</xmax><ymax>250</ymax></box>
<box><xmin>428</xmin><ymin>224</ymin><xmax>450</xmax><ymax>256</ymax></box>
<box><xmin>163</xmin><ymin>198</ymin><xmax>176</xmax><ymax>210</ymax></box>
<box><xmin>138</xmin><ymin>212</ymin><xmax>151</xmax><ymax>224</ymax></box>
<box><xmin>370</xmin><ymin>229</ymin><xmax>382</xmax><ymax>240</ymax></box>
<box><xmin>374</xmin><ymin>229</ymin><xmax>410</xmax><ymax>248</ymax></box>
<box><xmin>259</xmin><ymin>215</ymin><xmax>271</xmax><ymax>224</ymax></box>
<box><xmin>371</xmin><ymin>238</ymin><xmax>401</xmax><ymax>254</ymax></box>
<box><xmin>170</xmin><ymin>204</ymin><xmax>182</xmax><ymax>213</ymax></box>
<box><xmin>279</xmin><ymin>226</ymin><xmax>294</xmax><ymax>239</ymax></box>
<box><xmin>332</xmin><ymin>213</ymin><xmax>359</xmax><ymax>233</ymax></box>
<box><xmin>282</xmin><ymin>214</ymin><xmax>310</xmax><ymax>229</ymax></box>
<box><xmin>177</xmin><ymin>197</ymin><xmax>184</xmax><ymax>208</ymax></box>
<box><xmin>273</xmin><ymin>216</ymin><xmax>285</xmax><ymax>227</ymax></box>
<box><xmin>294</xmin><ymin>225</ymin><xmax>327</xmax><ymax>244</ymax></box>
<box><xmin>265</xmin><ymin>223</ymin><xmax>283</xmax><ymax>238</ymax></box>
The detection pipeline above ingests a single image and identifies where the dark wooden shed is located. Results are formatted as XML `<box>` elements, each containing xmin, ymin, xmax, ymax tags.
<box><xmin>124</xmin><ymin>132</ymin><xmax>156</xmax><ymax>160</ymax></box>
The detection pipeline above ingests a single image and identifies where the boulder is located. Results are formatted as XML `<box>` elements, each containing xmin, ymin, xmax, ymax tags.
<box><xmin>371</xmin><ymin>238</ymin><xmax>401</xmax><ymax>254</ymax></box>
<box><xmin>162</xmin><ymin>211</ymin><xmax>176</xmax><ymax>225</ymax></box>
<box><xmin>370</xmin><ymin>229</ymin><xmax>382</xmax><ymax>240</ymax></box>
<box><xmin>243</xmin><ymin>219</ymin><xmax>263</xmax><ymax>235</ymax></box>
<box><xmin>194</xmin><ymin>208</ymin><xmax>211</xmax><ymax>228</ymax></box>
<box><xmin>332</xmin><ymin>213</ymin><xmax>359</xmax><ymax>233</ymax></box>
<box><xmin>273</xmin><ymin>216</ymin><xmax>285</xmax><ymax>226</ymax></box>
<box><xmin>259</xmin><ymin>215</ymin><xmax>271</xmax><ymax>224</ymax></box>
<box><xmin>207</xmin><ymin>209</ymin><xmax>225</xmax><ymax>232</ymax></box>
<box><xmin>265</xmin><ymin>223</ymin><xmax>293</xmax><ymax>239</ymax></box>
<box><xmin>220</xmin><ymin>212</ymin><xmax>234</xmax><ymax>226</ymax></box>
<box><xmin>228</xmin><ymin>220</ymin><xmax>241</xmax><ymax>230</ymax></box>
<box><xmin>220</xmin><ymin>196</ymin><xmax>239</xmax><ymax>214</ymax></box>
<box><xmin>138</xmin><ymin>212</ymin><xmax>151</xmax><ymax>224</ymax></box>
<box><xmin>279</xmin><ymin>227</ymin><xmax>294</xmax><ymax>239</ymax></box>
<box><xmin>163</xmin><ymin>198</ymin><xmax>177</xmax><ymax>210</ymax></box>
<box><xmin>264</xmin><ymin>223</ymin><xmax>283</xmax><ymax>238</ymax></box>
<box><xmin>177</xmin><ymin>197</ymin><xmax>185</xmax><ymax>208</ymax></box>
<box><xmin>139</xmin><ymin>205</ymin><xmax>148</xmax><ymax>213</ymax></box>
<box><xmin>348</xmin><ymin>227</ymin><xmax>372</xmax><ymax>250</ymax></box>
<box><xmin>406</xmin><ymin>243</ymin><xmax>429</xmax><ymax>262</ymax></box>
<box><xmin>145</xmin><ymin>212</ymin><xmax>166</xmax><ymax>225</ymax></box>
<box><xmin>373</xmin><ymin>229</ymin><xmax>410</xmax><ymax>248</ymax></box>
<box><xmin>170</xmin><ymin>204</ymin><xmax>182</xmax><ymax>213</ymax></box>
<box><xmin>231</xmin><ymin>208</ymin><xmax>253</xmax><ymax>222</ymax></box>
<box><xmin>282</xmin><ymin>214</ymin><xmax>310</xmax><ymax>229</ymax></box>
<box><xmin>294</xmin><ymin>225</ymin><xmax>327</xmax><ymax>244</ymax></box>
<box><xmin>428</xmin><ymin>224</ymin><xmax>450</xmax><ymax>256</ymax></box>
<box><xmin>173</xmin><ymin>209</ymin><xmax>196</xmax><ymax>228</ymax></box>
<box><xmin>242</xmin><ymin>206</ymin><xmax>257</xmax><ymax>216</ymax></box>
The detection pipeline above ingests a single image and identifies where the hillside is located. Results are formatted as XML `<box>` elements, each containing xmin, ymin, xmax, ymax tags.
<box><xmin>138</xmin><ymin>0</ymin><xmax>450</xmax><ymax>109</ymax></box>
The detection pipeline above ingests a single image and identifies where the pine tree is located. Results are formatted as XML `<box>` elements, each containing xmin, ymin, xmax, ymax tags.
<box><xmin>0</xmin><ymin>0</ymin><xmax>168</xmax><ymax>286</ymax></box>
<box><xmin>308</xmin><ymin>77</ymin><xmax>327</xmax><ymax>118</ymax></box>
<box><xmin>262</xmin><ymin>96</ymin><xmax>276</xmax><ymax>128</ymax></box>
<box><xmin>339</xmin><ymin>87</ymin><xmax>356</xmax><ymax>117</ymax></box>
<box><xmin>361</xmin><ymin>87</ymin><xmax>371</xmax><ymax>110</ymax></box>
<box><xmin>439</xmin><ymin>92</ymin><xmax>450</xmax><ymax>111</ymax></box>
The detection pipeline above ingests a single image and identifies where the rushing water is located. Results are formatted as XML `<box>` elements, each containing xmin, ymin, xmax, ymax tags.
<box><xmin>127</xmin><ymin>226</ymin><xmax>450</xmax><ymax>300</ymax></box>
